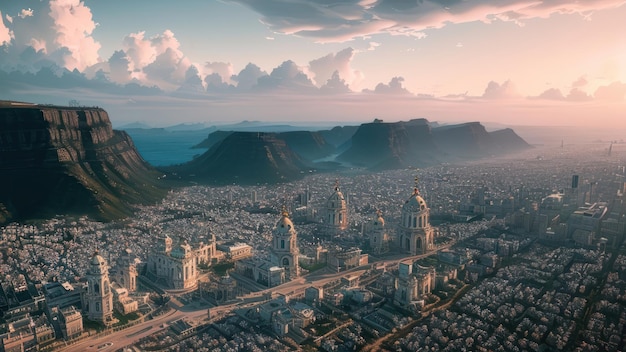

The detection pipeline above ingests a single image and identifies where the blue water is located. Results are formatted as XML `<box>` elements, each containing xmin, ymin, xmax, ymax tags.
<box><xmin>124</xmin><ymin>130</ymin><xmax>209</xmax><ymax>167</ymax></box>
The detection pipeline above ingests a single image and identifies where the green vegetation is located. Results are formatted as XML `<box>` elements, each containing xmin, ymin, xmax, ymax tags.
<box><xmin>300</xmin><ymin>262</ymin><xmax>327</xmax><ymax>272</ymax></box>
<box><xmin>114</xmin><ymin>310</ymin><xmax>140</xmax><ymax>326</ymax></box>
<box><xmin>211</xmin><ymin>262</ymin><xmax>234</xmax><ymax>276</ymax></box>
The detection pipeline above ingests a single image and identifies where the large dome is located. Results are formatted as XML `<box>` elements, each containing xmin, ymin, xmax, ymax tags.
<box><xmin>404</xmin><ymin>192</ymin><xmax>428</xmax><ymax>213</ymax></box>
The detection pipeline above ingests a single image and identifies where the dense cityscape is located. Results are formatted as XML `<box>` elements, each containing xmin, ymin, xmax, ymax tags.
<box><xmin>2</xmin><ymin>142</ymin><xmax>626</xmax><ymax>352</ymax></box>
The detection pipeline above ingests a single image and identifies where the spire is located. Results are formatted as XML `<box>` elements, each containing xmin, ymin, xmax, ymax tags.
<box><xmin>413</xmin><ymin>176</ymin><xmax>420</xmax><ymax>195</ymax></box>
<box><xmin>334</xmin><ymin>179</ymin><xmax>340</xmax><ymax>192</ymax></box>
<box><xmin>281</xmin><ymin>205</ymin><xmax>289</xmax><ymax>218</ymax></box>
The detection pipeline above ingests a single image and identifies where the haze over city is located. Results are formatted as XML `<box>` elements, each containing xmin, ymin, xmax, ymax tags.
<box><xmin>1</xmin><ymin>0</ymin><xmax>625</xmax><ymax>127</ymax></box>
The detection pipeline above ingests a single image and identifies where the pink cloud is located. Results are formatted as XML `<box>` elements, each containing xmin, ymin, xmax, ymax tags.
<box><xmin>482</xmin><ymin>80</ymin><xmax>520</xmax><ymax>99</ymax></box>
<box><xmin>228</xmin><ymin>0</ymin><xmax>626</xmax><ymax>41</ymax></box>
<box><xmin>308</xmin><ymin>48</ymin><xmax>363</xmax><ymax>89</ymax></box>
<box><xmin>0</xmin><ymin>11</ymin><xmax>12</xmax><ymax>45</ymax></box>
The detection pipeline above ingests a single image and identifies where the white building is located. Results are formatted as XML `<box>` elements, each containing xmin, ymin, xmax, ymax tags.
<box><xmin>81</xmin><ymin>251</ymin><xmax>114</xmax><ymax>326</ymax></box>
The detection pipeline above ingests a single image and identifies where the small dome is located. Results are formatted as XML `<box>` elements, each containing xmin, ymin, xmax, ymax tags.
<box><xmin>276</xmin><ymin>207</ymin><xmax>294</xmax><ymax>233</ymax></box>
<box><xmin>90</xmin><ymin>251</ymin><xmax>106</xmax><ymax>266</ymax></box>
<box><xmin>403</xmin><ymin>188</ymin><xmax>428</xmax><ymax>213</ymax></box>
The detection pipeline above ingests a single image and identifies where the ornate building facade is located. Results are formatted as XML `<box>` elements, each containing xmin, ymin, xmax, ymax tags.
<box><xmin>81</xmin><ymin>251</ymin><xmax>114</xmax><ymax>325</ymax></box>
<box><xmin>270</xmin><ymin>207</ymin><xmax>300</xmax><ymax>280</ymax></box>
<box><xmin>394</xmin><ymin>260</ymin><xmax>436</xmax><ymax>308</ymax></box>
<box><xmin>323</xmin><ymin>181</ymin><xmax>348</xmax><ymax>235</ymax></box>
<box><xmin>398</xmin><ymin>178</ymin><xmax>434</xmax><ymax>255</ymax></box>
<box><xmin>369</xmin><ymin>210</ymin><xmax>389</xmax><ymax>254</ymax></box>
<box><xmin>146</xmin><ymin>234</ymin><xmax>216</xmax><ymax>290</ymax></box>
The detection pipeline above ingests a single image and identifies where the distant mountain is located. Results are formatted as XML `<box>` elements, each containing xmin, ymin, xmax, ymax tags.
<box><xmin>194</xmin><ymin>130</ymin><xmax>342</xmax><ymax>161</ymax></box>
<box><xmin>338</xmin><ymin>119</ymin><xmax>440</xmax><ymax>169</ymax></box>
<box><xmin>278</xmin><ymin>131</ymin><xmax>336</xmax><ymax>161</ymax></box>
<box><xmin>172</xmin><ymin>132</ymin><xmax>308</xmax><ymax>184</ymax></box>
<box><xmin>338</xmin><ymin>119</ymin><xmax>531</xmax><ymax>169</ymax></box>
<box><xmin>0</xmin><ymin>104</ymin><xmax>167</xmax><ymax>223</ymax></box>
<box><xmin>192</xmin><ymin>130</ymin><xmax>234</xmax><ymax>149</ymax></box>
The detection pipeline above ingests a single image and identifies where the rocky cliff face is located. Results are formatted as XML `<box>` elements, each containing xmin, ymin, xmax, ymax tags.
<box><xmin>0</xmin><ymin>105</ymin><xmax>166</xmax><ymax>223</ymax></box>
<box><xmin>339</xmin><ymin>119</ymin><xmax>531</xmax><ymax>169</ymax></box>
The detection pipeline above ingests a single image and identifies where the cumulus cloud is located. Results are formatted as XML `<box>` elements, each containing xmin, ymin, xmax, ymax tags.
<box><xmin>232</xmin><ymin>63</ymin><xmax>268</xmax><ymax>91</ymax></box>
<box><xmin>0</xmin><ymin>11</ymin><xmax>12</xmax><ymax>45</ymax></box>
<box><xmin>320</xmin><ymin>71</ymin><xmax>351</xmax><ymax>94</ymax></box>
<box><xmin>566</xmin><ymin>88</ymin><xmax>593</xmax><ymax>101</ymax></box>
<box><xmin>482</xmin><ymin>80</ymin><xmax>520</xmax><ymax>99</ymax></box>
<box><xmin>572</xmin><ymin>76</ymin><xmax>588</xmax><ymax>88</ymax></box>
<box><xmin>121</xmin><ymin>30</ymin><xmax>192</xmax><ymax>89</ymax></box>
<box><xmin>366</xmin><ymin>76</ymin><xmax>412</xmax><ymax>95</ymax></box>
<box><xmin>308</xmin><ymin>47</ymin><xmax>363</xmax><ymax>88</ymax></box>
<box><xmin>204</xmin><ymin>61</ymin><xmax>234</xmax><ymax>85</ymax></box>
<box><xmin>227</xmin><ymin>0</ymin><xmax>626</xmax><ymax>42</ymax></box>
<box><xmin>256</xmin><ymin>60</ymin><xmax>317</xmax><ymax>92</ymax></box>
<box><xmin>0</xmin><ymin>0</ymin><xmax>100</xmax><ymax>71</ymax></box>
<box><xmin>19</xmin><ymin>8</ymin><xmax>34</xmax><ymax>19</ymax></box>
<box><xmin>535</xmin><ymin>88</ymin><xmax>565</xmax><ymax>100</ymax></box>
<box><xmin>594</xmin><ymin>81</ymin><xmax>626</xmax><ymax>101</ymax></box>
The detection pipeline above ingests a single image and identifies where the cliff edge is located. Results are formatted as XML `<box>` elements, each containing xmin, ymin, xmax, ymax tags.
<box><xmin>0</xmin><ymin>103</ymin><xmax>167</xmax><ymax>223</ymax></box>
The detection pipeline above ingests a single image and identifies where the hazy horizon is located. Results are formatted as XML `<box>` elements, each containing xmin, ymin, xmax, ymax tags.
<box><xmin>1</xmin><ymin>0</ymin><xmax>625</xmax><ymax>127</ymax></box>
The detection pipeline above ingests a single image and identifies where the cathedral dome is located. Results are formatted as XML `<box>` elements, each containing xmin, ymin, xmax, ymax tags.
<box><xmin>326</xmin><ymin>182</ymin><xmax>346</xmax><ymax>209</ymax></box>
<box><xmin>90</xmin><ymin>251</ymin><xmax>106</xmax><ymax>266</ymax></box>
<box><xmin>276</xmin><ymin>207</ymin><xmax>294</xmax><ymax>233</ymax></box>
<box><xmin>403</xmin><ymin>183</ymin><xmax>428</xmax><ymax>214</ymax></box>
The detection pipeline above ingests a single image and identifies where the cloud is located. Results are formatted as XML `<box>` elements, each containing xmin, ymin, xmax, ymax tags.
<box><xmin>308</xmin><ymin>47</ymin><xmax>362</xmax><ymax>89</ymax></box>
<box><xmin>535</xmin><ymin>88</ymin><xmax>565</xmax><ymax>100</ymax></box>
<box><xmin>204</xmin><ymin>61</ymin><xmax>234</xmax><ymax>85</ymax></box>
<box><xmin>566</xmin><ymin>88</ymin><xmax>593</xmax><ymax>101</ymax></box>
<box><xmin>227</xmin><ymin>0</ymin><xmax>626</xmax><ymax>42</ymax></box>
<box><xmin>572</xmin><ymin>76</ymin><xmax>588</xmax><ymax>88</ymax></box>
<box><xmin>594</xmin><ymin>81</ymin><xmax>626</xmax><ymax>101</ymax></box>
<box><xmin>320</xmin><ymin>71</ymin><xmax>351</xmax><ymax>94</ymax></box>
<box><xmin>255</xmin><ymin>60</ymin><xmax>317</xmax><ymax>92</ymax></box>
<box><xmin>482</xmin><ymin>80</ymin><xmax>520</xmax><ymax>99</ymax></box>
<box><xmin>232</xmin><ymin>63</ymin><xmax>268</xmax><ymax>91</ymax></box>
<box><xmin>366</xmin><ymin>76</ymin><xmax>412</xmax><ymax>95</ymax></box>
<box><xmin>121</xmin><ymin>30</ymin><xmax>192</xmax><ymax>89</ymax></box>
<box><xmin>0</xmin><ymin>0</ymin><xmax>100</xmax><ymax>71</ymax></box>
<box><xmin>19</xmin><ymin>8</ymin><xmax>34</xmax><ymax>19</ymax></box>
<box><xmin>0</xmin><ymin>11</ymin><xmax>12</xmax><ymax>45</ymax></box>
<box><xmin>368</xmin><ymin>42</ymin><xmax>380</xmax><ymax>51</ymax></box>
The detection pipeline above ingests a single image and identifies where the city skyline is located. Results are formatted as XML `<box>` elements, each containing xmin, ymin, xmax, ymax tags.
<box><xmin>1</xmin><ymin>0</ymin><xmax>625</xmax><ymax>127</ymax></box>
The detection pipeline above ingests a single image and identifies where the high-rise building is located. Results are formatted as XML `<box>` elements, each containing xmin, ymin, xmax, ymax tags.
<box><xmin>81</xmin><ymin>251</ymin><xmax>114</xmax><ymax>326</ymax></box>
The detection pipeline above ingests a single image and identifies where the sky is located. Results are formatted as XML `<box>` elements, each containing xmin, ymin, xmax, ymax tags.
<box><xmin>0</xmin><ymin>0</ymin><xmax>625</xmax><ymax>128</ymax></box>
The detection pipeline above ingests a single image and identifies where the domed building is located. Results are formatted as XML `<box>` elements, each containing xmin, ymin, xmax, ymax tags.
<box><xmin>323</xmin><ymin>181</ymin><xmax>348</xmax><ymax>235</ymax></box>
<box><xmin>146</xmin><ymin>234</ymin><xmax>217</xmax><ymax>290</ymax></box>
<box><xmin>82</xmin><ymin>251</ymin><xmax>114</xmax><ymax>326</ymax></box>
<box><xmin>369</xmin><ymin>210</ymin><xmax>389</xmax><ymax>254</ymax></box>
<box><xmin>271</xmin><ymin>207</ymin><xmax>300</xmax><ymax>280</ymax></box>
<box><xmin>398</xmin><ymin>178</ymin><xmax>434</xmax><ymax>255</ymax></box>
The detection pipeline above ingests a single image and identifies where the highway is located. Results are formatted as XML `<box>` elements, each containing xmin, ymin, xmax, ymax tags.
<box><xmin>61</xmin><ymin>244</ymin><xmax>450</xmax><ymax>352</ymax></box>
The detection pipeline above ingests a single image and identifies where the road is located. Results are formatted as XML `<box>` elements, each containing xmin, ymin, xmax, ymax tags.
<box><xmin>61</xmin><ymin>244</ymin><xmax>451</xmax><ymax>352</ymax></box>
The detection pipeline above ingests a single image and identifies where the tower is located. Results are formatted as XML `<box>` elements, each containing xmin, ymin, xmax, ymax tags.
<box><xmin>398</xmin><ymin>177</ymin><xmax>434</xmax><ymax>255</ymax></box>
<box><xmin>324</xmin><ymin>180</ymin><xmax>348</xmax><ymax>234</ymax></box>
<box><xmin>271</xmin><ymin>207</ymin><xmax>300</xmax><ymax>280</ymax></box>
<box><xmin>82</xmin><ymin>251</ymin><xmax>114</xmax><ymax>325</ymax></box>
<box><xmin>115</xmin><ymin>247</ymin><xmax>137</xmax><ymax>292</ymax></box>
<box><xmin>369</xmin><ymin>210</ymin><xmax>389</xmax><ymax>254</ymax></box>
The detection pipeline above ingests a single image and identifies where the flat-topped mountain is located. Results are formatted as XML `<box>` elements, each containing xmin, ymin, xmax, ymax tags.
<box><xmin>338</xmin><ymin>119</ymin><xmax>531</xmax><ymax>169</ymax></box>
<box><xmin>0</xmin><ymin>103</ymin><xmax>167</xmax><ymax>223</ymax></box>
<box><xmin>173</xmin><ymin>132</ymin><xmax>308</xmax><ymax>184</ymax></box>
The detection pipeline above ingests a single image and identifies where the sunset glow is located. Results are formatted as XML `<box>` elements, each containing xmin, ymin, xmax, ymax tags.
<box><xmin>0</xmin><ymin>0</ymin><xmax>625</xmax><ymax>128</ymax></box>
